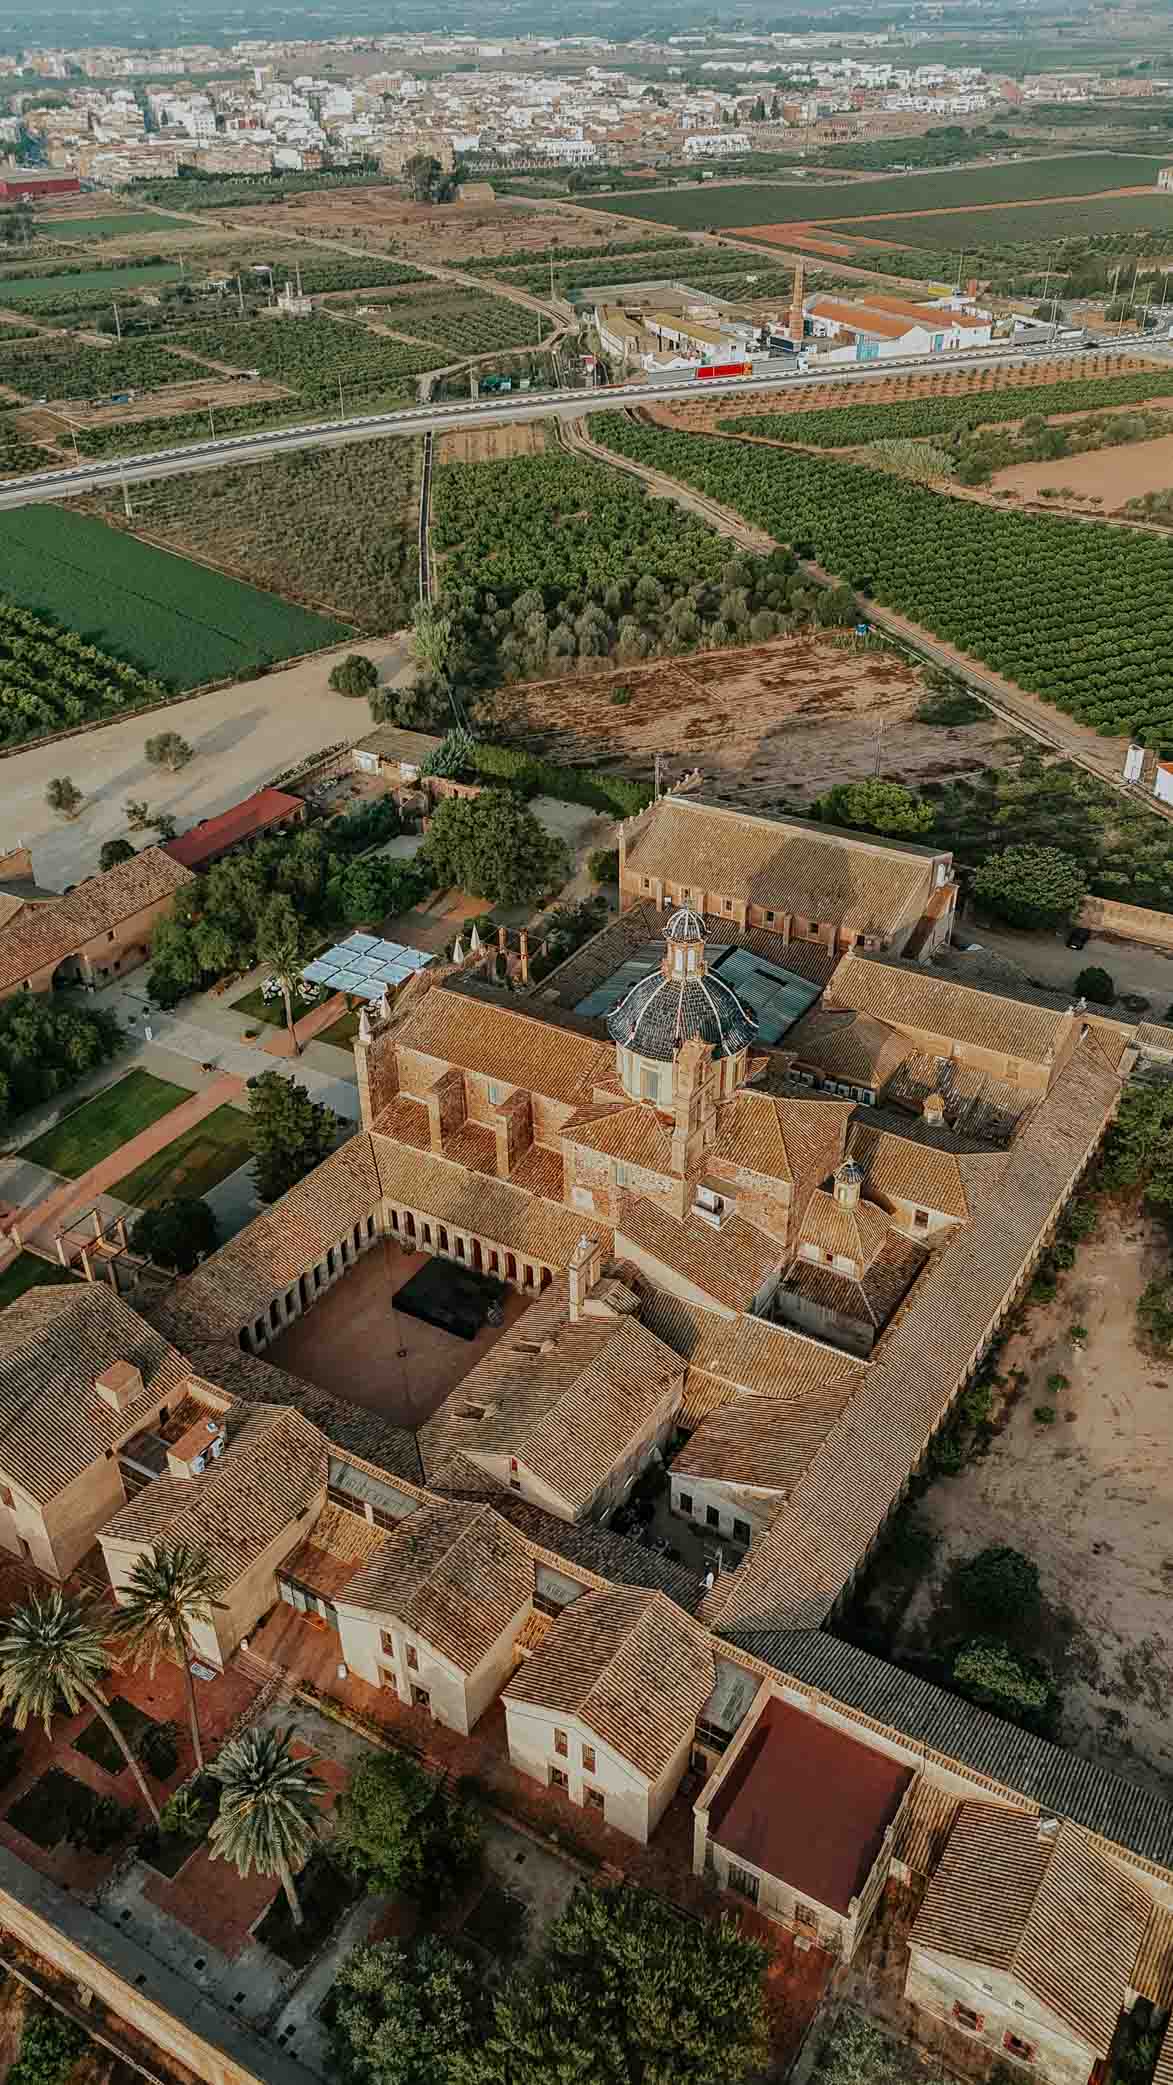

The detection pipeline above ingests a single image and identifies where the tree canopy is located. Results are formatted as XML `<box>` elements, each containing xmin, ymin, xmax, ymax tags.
<box><xmin>332</xmin><ymin>1751</ymin><xmax>482</xmax><ymax>1902</ymax></box>
<box><xmin>247</xmin><ymin>1070</ymin><xmax>339</xmax><ymax>1203</ymax></box>
<box><xmin>129</xmin><ymin>1196</ymin><xmax>218</xmax><ymax>1274</ymax></box>
<box><xmin>817</xmin><ymin>779</ymin><xmax>934</xmax><ymax>838</ymax></box>
<box><xmin>331</xmin><ymin>1940</ymin><xmax>480</xmax><ymax>2085</ymax></box>
<box><xmin>0</xmin><ymin>995</ymin><xmax>122</xmax><ymax>1137</ymax></box>
<box><xmin>972</xmin><ymin>843</ymin><xmax>1087</xmax><ymax>929</ymax></box>
<box><xmin>1100</xmin><ymin>1083</ymin><xmax>1173</xmax><ymax>1205</ymax></box>
<box><xmin>329</xmin><ymin>653</ymin><xmax>379</xmax><ymax>697</ymax></box>
<box><xmin>419</xmin><ymin>790</ymin><xmax>568</xmax><ymax>906</ymax></box>
<box><xmin>953</xmin><ymin>1546</ymin><xmax>1041</xmax><ymax>1627</ymax></box>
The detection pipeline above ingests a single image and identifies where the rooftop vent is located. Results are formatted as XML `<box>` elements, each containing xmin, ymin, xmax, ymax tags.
<box><xmin>95</xmin><ymin>1361</ymin><xmax>144</xmax><ymax>1414</ymax></box>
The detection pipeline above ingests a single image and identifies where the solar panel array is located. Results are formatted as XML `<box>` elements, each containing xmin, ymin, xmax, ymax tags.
<box><xmin>301</xmin><ymin>932</ymin><xmax>434</xmax><ymax>1003</ymax></box>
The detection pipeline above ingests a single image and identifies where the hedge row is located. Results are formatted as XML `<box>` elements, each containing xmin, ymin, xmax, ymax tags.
<box><xmin>469</xmin><ymin>739</ymin><xmax>651</xmax><ymax>818</ymax></box>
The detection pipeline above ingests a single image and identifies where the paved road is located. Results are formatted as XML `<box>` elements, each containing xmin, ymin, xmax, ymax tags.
<box><xmin>2</xmin><ymin>633</ymin><xmax>411</xmax><ymax>890</ymax></box>
<box><xmin>0</xmin><ymin>333</ymin><xmax>1163</xmax><ymax>509</ymax></box>
<box><xmin>966</xmin><ymin>920</ymin><xmax>1173</xmax><ymax>1011</ymax></box>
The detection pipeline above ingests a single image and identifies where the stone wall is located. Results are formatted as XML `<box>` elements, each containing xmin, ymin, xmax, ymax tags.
<box><xmin>1078</xmin><ymin>893</ymin><xmax>1173</xmax><ymax>951</ymax></box>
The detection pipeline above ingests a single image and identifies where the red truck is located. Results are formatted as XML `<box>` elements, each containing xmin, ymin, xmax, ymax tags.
<box><xmin>694</xmin><ymin>362</ymin><xmax>752</xmax><ymax>381</ymax></box>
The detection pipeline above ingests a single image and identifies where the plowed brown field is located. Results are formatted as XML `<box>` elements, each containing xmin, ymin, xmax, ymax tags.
<box><xmin>437</xmin><ymin>423</ymin><xmax>547</xmax><ymax>464</ymax></box>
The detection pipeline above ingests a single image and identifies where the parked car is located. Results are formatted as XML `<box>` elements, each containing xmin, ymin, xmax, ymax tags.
<box><xmin>1066</xmin><ymin>926</ymin><xmax>1091</xmax><ymax>950</ymax></box>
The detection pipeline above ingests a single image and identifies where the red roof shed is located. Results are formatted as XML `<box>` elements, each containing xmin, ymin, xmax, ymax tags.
<box><xmin>163</xmin><ymin>788</ymin><xmax>304</xmax><ymax>871</ymax></box>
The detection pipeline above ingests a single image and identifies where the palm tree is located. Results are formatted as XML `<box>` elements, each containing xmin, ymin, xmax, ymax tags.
<box><xmin>0</xmin><ymin>1590</ymin><xmax>161</xmax><ymax>1824</ymax></box>
<box><xmin>109</xmin><ymin>1543</ymin><xmax>222</xmax><ymax>1771</ymax></box>
<box><xmin>257</xmin><ymin>895</ymin><xmax>306</xmax><ymax>1058</ymax></box>
<box><xmin>209</xmin><ymin>1724</ymin><xmax>322</xmax><ymax>1926</ymax></box>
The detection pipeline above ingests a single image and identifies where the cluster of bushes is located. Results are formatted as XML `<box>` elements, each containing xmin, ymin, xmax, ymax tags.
<box><xmin>419</xmin><ymin>791</ymin><xmax>569</xmax><ymax>909</ymax></box>
<box><xmin>148</xmin><ymin>798</ymin><xmax>424</xmax><ymax>1008</ymax></box>
<box><xmin>422</xmin><ymin>729</ymin><xmax>651</xmax><ymax>819</ymax></box>
<box><xmin>0</xmin><ymin>996</ymin><xmax>123</xmax><ymax>1137</ymax></box>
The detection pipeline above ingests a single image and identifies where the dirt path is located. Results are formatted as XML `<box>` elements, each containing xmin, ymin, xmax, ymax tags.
<box><xmin>898</xmin><ymin>1210</ymin><xmax>1173</xmax><ymax>1788</ymax></box>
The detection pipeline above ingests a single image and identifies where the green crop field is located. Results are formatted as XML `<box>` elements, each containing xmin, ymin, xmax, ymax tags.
<box><xmin>596</xmin><ymin>413</ymin><xmax>1173</xmax><ymax>742</ymax></box>
<box><xmin>721</xmin><ymin>370</ymin><xmax>1173</xmax><ymax>447</ymax></box>
<box><xmin>575</xmin><ymin>154</ymin><xmax>1170</xmax><ymax>231</ymax></box>
<box><xmin>168</xmin><ymin>314</ymin><xmax>438</xmax><ymax>405</ymax></box>
<box><xmin>0</xmin><ymin>507</ymin><xmax>350</xmax><ymax>706</ymax></box>
<box><xmin>0</xmin><ymin>335</ymin><xmax>216</xmax><ymax>400</ymax></box>
<box><xmin>38</xmin><ymin>213</ymin><xmax>187</xmax><ymax>240</ymax></box>
<box><xmin>0</xmin><ymin>262</ymin><xmax>183</xmax><ymax>313</ymax></box>
<box><xmin>359</xmin><ymin>286</ymin><xmax>544</xmax><ymax>354</ymax></box>
<box><xmin>837</xmin><ymin>194</ymin><xmax>1173</xmax><ymax>248</ymax></box>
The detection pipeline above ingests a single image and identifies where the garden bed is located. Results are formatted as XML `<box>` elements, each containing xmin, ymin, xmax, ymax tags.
<box><xmin>7</xmin><ymin>1768</ymin><xmax>96</xmax><ymax>1848</ymax></box>
<box><xmin>253</xmin><ymin>1849</ymin><xmax>362</xmax><ymax>1969</ymax></box>
<box><xmin>72</xmin><ymin>1697</ymin><xmax>154</xmax><ymax>1774</ymax></box>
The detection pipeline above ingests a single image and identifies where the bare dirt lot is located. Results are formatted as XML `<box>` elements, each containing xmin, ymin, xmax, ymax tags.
<box><xmin>437</xmin><ymin>422</ymin><xmax>547</xmax><ymax>464</ymax></box>
<box><xmin>228</xmin><ymin>187</ymin><xmax>631</xmax><ymax>266</ymax></box>
<box><xmin>489</xmin><ymin>634</ymin><xmax>1015</xmax><ymax>809</ymax></box>
<box><xmin>896</xmin><ymin>1208</ymin><xmax>1173</xmax><ymax>1789</ymax></box>
<box><xmin>989</xmin><ymin>428</ymin><xmax>1173</xmax><ymax>511</ymax></box>
<box><xmin>651</xmin><ymin>352</ymin><xmax>1169</xmax><ymax>433</ymax></box>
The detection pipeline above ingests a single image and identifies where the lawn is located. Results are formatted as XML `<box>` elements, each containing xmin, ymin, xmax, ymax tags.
<box><xmin>109</xmin><ymin>1101</ymin><xmax>252</xmax><ymax>1207</ymax></box>
<box><xmin>230</xmin><ymin>983</ymin><xmax>315</xmax><ymax>1030</ymax></box>
<box><xmin>574</xmin><ymin>153</ymin><xmax>1169</xmax><ymax>230</ymax></box>
<box><xmin>0</xmin><ymin>507</ymin><xmax>352</xmax><ymax>688</ymax></box>
<box><xmin>0</xmin><ymin>1254</ymin><xmax>79</xmax><ymax>1312</ymax></box>
<box><xmin>20</xmin><ymin>1069</ymin><xmax>190</xmax><ymax>1178</ymax></box>
<box><xmin>318</xmin><ymin>1003</ymin><xmax>362</xmax><ymax>1048</ymax></box>
<box><xmin>0</xmin><ymin>261</ymin><xmax>181</xmax><ymax>305</ymax></box>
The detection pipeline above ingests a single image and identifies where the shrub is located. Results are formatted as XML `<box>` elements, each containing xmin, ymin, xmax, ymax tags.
<box><xmin>1034</xmin><ymin>1403</ymin><xmax>1057</xmax><ymax>1424</ymax></box>
<box><xmin>159</xmin><ymin>1782</ymin><xmax>215</xmax><ymax>1842</ymax></box>
<box><xmin>138</xmin><ymin>1719</ymin><xmax>181</xmax><ymax>1779</ymax></box>
<box><xmin>1074</xmin><ymin>964</ymin><xmax>1114</xmax><ymax>1003</ymax></box>
<box><xmin>99</xmin><ymin>838</ymin><xmax>136</xmax><ymax>872</ymax></box>
<box><xmin>419</xmin><ymin>790</ymin><xmax>569</xmax><ymax>907</ymax></box>
<box><xmin>9</xmin><ymin>2008</ymin><xmax>86</xmax><ymax>2085</ymax></box>
<box><xmin>587</xmin><ymin>846</ymin><xmax>619</xmax><ymax>885</ymax></box>
<box><xmin>973</xmin><ymin>844</ymin><xmax>1087</xmax><ymax>930</ymax></box>
<box><xmin>1138</xmin><ymin>1275</ymin><xmax>1173</xmax><ymax>1353</ymax></box>
<box><xmin>145</xmin><ymin>730</ymin><xmax>192</xmax><ymax>772</ymax></box>
<box><xmin>951</xmin><ymin>1636</ymin><xmax>1054</xmax><ymax>1729</ymax></box>
<box><xmin>45</xmin><ymin>777</ymin><xmax>82</xmax><ymax>819</ymax></box>
<box><xmin>954</xmin><ymin>1545</ymin><xmax>1041</xmax><ymax>1625</ymax></box>
<box><xmin>329</xmin><ymin>653</ymin><xmax>379</xmax><ymax>697</ymax></box>
<box><xmin>332</xmin><ymin>1751</ymin><xmax>482</xmax><ymax>1902</ymax></box>
<box><xmin>65</xmin><ymin>1789</ymin><xmax>130</xmax><ymax>1853</ymax></box>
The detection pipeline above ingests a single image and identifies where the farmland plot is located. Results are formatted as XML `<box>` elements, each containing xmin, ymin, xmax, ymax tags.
<box><xmin>719</xmin><ymin>369</ymin><xmax>1173</xmax><ymax>447</ymax></box>
<box><xmin>834</xmin><ymin>193</ymin><xmax>1173</xmax><ymax>248</ymax></box>
<box><xmin>0</xmin><ymin>336</ymin><xmax>218</xmax><ymax>402</ymax></box>
<box><xmin>350</xmin><ymin>286</ymin><xmax>542</xmax><ymax>355</ymax></box>
<box><xmin>167</xmin><ymin>315</ymin><xmax>438</xmax><ymax>405</ymax></box>
<box><xmin>0</xmin><ymin>595</ymin><xmax>165</xmax><ymax>745</ymax></box>
<box><xmin>596</xmin><ymin>412</ymin><xmax>1173</xmax><ymax>741</ymax></box>
<box><xmin>0</xmin><ymin>506</ymin><xmax>350</xmax><ymax>702</ymax></box>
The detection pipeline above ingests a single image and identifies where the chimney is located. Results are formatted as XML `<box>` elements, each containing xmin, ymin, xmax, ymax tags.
<box><xmin>95</xmin><ymin>1360</ymin><xmax>144</xmax><ymax>1413</ymax></box>
<box><xmin>568</xmin><ymin>1233</ymin><xmax>603</xmax><ymax>1320</ymax></box>
<box><xmin>922</xmin><ymin>1091</ymin><xmax>945</xmax><ymax>1127</ymax></box>
<box><xmin>789</xmin><ymin>258</ymin><xmax>805</xmax><ymax>347</ymax></box>
<box><xmin>834</xmin><ymin>1160</ymin><xmax>862</xmax><ymax>1209</ymax></box>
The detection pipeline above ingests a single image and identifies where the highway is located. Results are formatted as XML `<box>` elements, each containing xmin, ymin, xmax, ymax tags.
<box><xmin>0</xmin><ymin>331</ymin><xmax>1166</xmax><ymax>509</ymax></box>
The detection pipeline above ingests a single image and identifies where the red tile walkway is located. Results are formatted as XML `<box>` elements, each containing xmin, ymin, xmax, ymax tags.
<box><xmin>261</xmin><ymin>992</ymin><xmax>349</xmax><ymax>1060</ymax></box>
<box><xmin>17</xmin><ymin>1071</ymin><xmax>244</xmax><ymax>1254</ymax></box>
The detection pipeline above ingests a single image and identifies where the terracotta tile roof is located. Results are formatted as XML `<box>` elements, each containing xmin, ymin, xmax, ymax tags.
<box><xmin>354</xmin><ymin>725</ymin><xmax>443</xmax><ymax>767</ymax></box>
<box><xmin>782</xmin><ymin>1233</ymin><xmax>926</xmax><ymax>1331</ymax></box>
<box><xmin>0</xmin><ymin>1286</ymin><xmax>193</xmax><ymax>1503</ymax></box>
<box><xmin>711</xmin><ymin>1039</ymin><xmax>1121</xmax><ymax>1637</ymax></box>
<box><xmin>429</xmin><ymin>1451</ymin><xmax>704</xmax><ymax>1611</ymax></box>
<box><xmin>503</xmin><ymin>1586</ymin><xmax>715</xmax><ymax>1779</ymax></box>
<box><xmin>562</xmin><ymin>1100</ymin><xmax>675</xmax><ymax>1174</ymax></box>
<box><xmin>707</xmin><ymin>1697</ymin><xmax>912</xmax><ymax>1914</ymax></box>
<box><xmin>340</xmin><ymin>1499</ymin><xmax>534</xmax><ymax>1671</ymax></box>
<box><xmin>848</xmin><ymin>1121</ymin><xmax>970</xmax><ymax>1221</ymax></box>
<box><xmin>797</xmin><ymin>1187</ymin><xmax>891</xmax><ymax>1268</ymax></box>
<box><xmin>371</xmin><ymin>1135</ymin><xmax>607</xmax><ymax>1272</ymax></box>
<box><xmin>395</xmin><ymin>984</ymin><xmax>612</xmax><ymax>1107</ymax></box>
<box><xmin>891</xmin><ymin>1779</ymin><xmax>959</xmax><ymax>1876</ymax></box>
<box><xmin>507</xmin><ymin>1143</ymin><xmax>566</xmax><ymax>1200</ymax></box>
<box><xmin>180</xmin><ymin>1136</ymin><xmax>383</xmax><ymax>1335</ymax></box>
<box><xmin>637</xmin><ymin>1290</ymin><xmax>864</xmax><ymax>1405</ymax></box>
<box><xmin>420</xmin><ymin>1288</ymin><xmax>682</xmax><ymax>1516</ymax></box>
<box><xmin>807</xmin><ymin>298</ymin><xmax>915</xmax><ymax>340</ymax></box>
<box><xmin>624</xmin><ymin>800</ymin><xmax>944</xmax><ymax>940</ymax></box>
<box><xmin>1133</xmin><ymin>1905</ymin><xmax>1173</xmax><ymax>2012</ymax></box>
<box><xmin>1156</xmin><ymin>2020</ymin><xmax>1173</xmax><ymax>2085</ymax></box>
<box><xmin>163</xmin><ymin>789</ymin><xmax>302</xmax><ymax>870</ymax></box>
<box><xmin>673</xmin><ymin>1391</ymin><xmax>857</xmax><ymax>1494</ymax></box>
<box><xmin>101</xmin><ymin>1404</ymin><xmax>328</xmax><ymax>1592</ymax></box>
<box><xmin>781</xmin><ymin>1006</ymin><xmax>915</xmax><ymax>1090</ymax></box>
<box><xmin>710</xmin><ymin>1091</ymin><xmax>851</xmax><ymax>1192</ymax></box>
<box><xmin>911</xmin><ymin>1802</ymin><xmax>1150</xmax><ymax>2053</ymax></box>
<box><xmin>0</xmin><ymin>846</ymin><xmax>193</xmax><ymax>991</ymax></box>
<box><xmin>1134</xmin><ymin>1022</ymin><xmax>1173</xmax><ymax>1056</ymax></box>
<box><xmin>827</xmin><ymin>951</ymin><xmax>1066</xmax><ymax>1066</ymax></box>
<box><xmin>615</xmin><ymin>1192</ymin><xmax>781</xmax><ymax>1313</ymax></box>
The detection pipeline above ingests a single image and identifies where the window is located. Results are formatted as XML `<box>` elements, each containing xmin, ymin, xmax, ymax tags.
<box><xmin>107</xmin><ymin>929</ymin><xmax>115</xmax><ymax>943</ymax></box>
<box><xmin>732</xmin><ymin>1518</ymin><xmax>751</xmax><ymax>1546</ymax></box>
<box><xmin>1003</xmin><ymin>2035</ymin><xmax>1035</xmax><ymax>2063</ymax></box>
<box><xmin>554</xmin><ymin>1729</ymin><xmax>568</xmax><ymax>1758</ymax></box>
<box><xmin>706</xmin><ymin>1505</ymin><xmax>720</xmax><ymax>1529</ymax></box>
<box><xmin>380</xmin><ymin>1629</ymin><xmax>395</xmax><ymax>1656</ymax></box>
<box><xmin>723</xmin><ymin>897</ymin><xmax>734</xmax><ymax>914</ymax></box>
<box><xmin>678</xmin><ymin>1491</ymin><xmax>694</xmax><ymax>1516</ymax></box>
<box><xmin>406</xmin><ymin>1645</ymin><xmax>419</xmax><ymax>1671</ymax></box>
<box><xmin>488</xmin><ymin>1080</ymin><xmax>507</xmax><ymax>1104</ymax></box>
<box><xmin>640</xmin><ymin>1063</ymin><xmax>662</xmax><ymax>1104</ymax></box>
<box><xmin>914</xmin><ymin>1208</ymin><xmax>929</xmax><ymax>1229</ymax></box>
<box><xmin>582</xmin><ymin>1744</ymin><xmax>596</xmax><ymax>1773</ymax></box>
<box><xmin>952</xmin><ymin>2004</ymin><xmax>983</xmax><ymax>2034</ymax></box>
<box><xmin>765</xmin><ymin>909</ymin><xmax>776</xmax><ymax>924</ymax></box>
<box><xmin>642</xmin><ymin>877</ymin><xmax>652</xmax><ymax>891</ymax></box>
<box><xmin>533</xmin><ymin>1588</ymin><xmax>565</xmax><ymax>1619</ymax></box>
<box><xmin>412</xmin><ymin>1686</ymin><xmax>431</xmax><ymax>1712</ymax></box>
<box><xmin>794</xmin><ymin>1902</ymin><xmax>819</xmax><ymax>1935</ymax></box>
<box><xmin>550</xmin><ymin>1765</ymin><xmax>569</xmax><ymax>1792</ymax></box>
<box><xmin>585</xmin><ymin>1787</ymin><xmax>605</xmax><ymax>1813</ymax></box>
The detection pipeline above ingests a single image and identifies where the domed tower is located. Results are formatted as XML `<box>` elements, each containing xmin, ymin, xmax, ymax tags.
<box><xmin>607</xmin><ymin>904</ymin><xmax>756</xmax><ymax>1106</ymax></box>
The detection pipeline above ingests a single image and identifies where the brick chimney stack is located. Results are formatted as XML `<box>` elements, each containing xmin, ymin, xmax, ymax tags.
<box><xmin>789</xmin><ymin>259</ymin><xmax>806</xmax><ymax>348</ymax></box>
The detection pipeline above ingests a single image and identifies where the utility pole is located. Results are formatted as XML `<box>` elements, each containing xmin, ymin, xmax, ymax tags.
<box><xmin>337</xmin><ymin>373</ymin><xmax>344</xmax><ymax>418</ymax></box>
<box><xmin>208</xmin><ymin>403</ymin><xmax>216</xmax><ymax>439</ymax></box>
<box><xmin>235</xmin><ymin>273</ymin><xmax>244</xmax><ymax>316</ymax></box>
<box><xmin>120</xmin><ymin>468</ymin><xmax>132</xmax><ymax>521</ymax></box>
